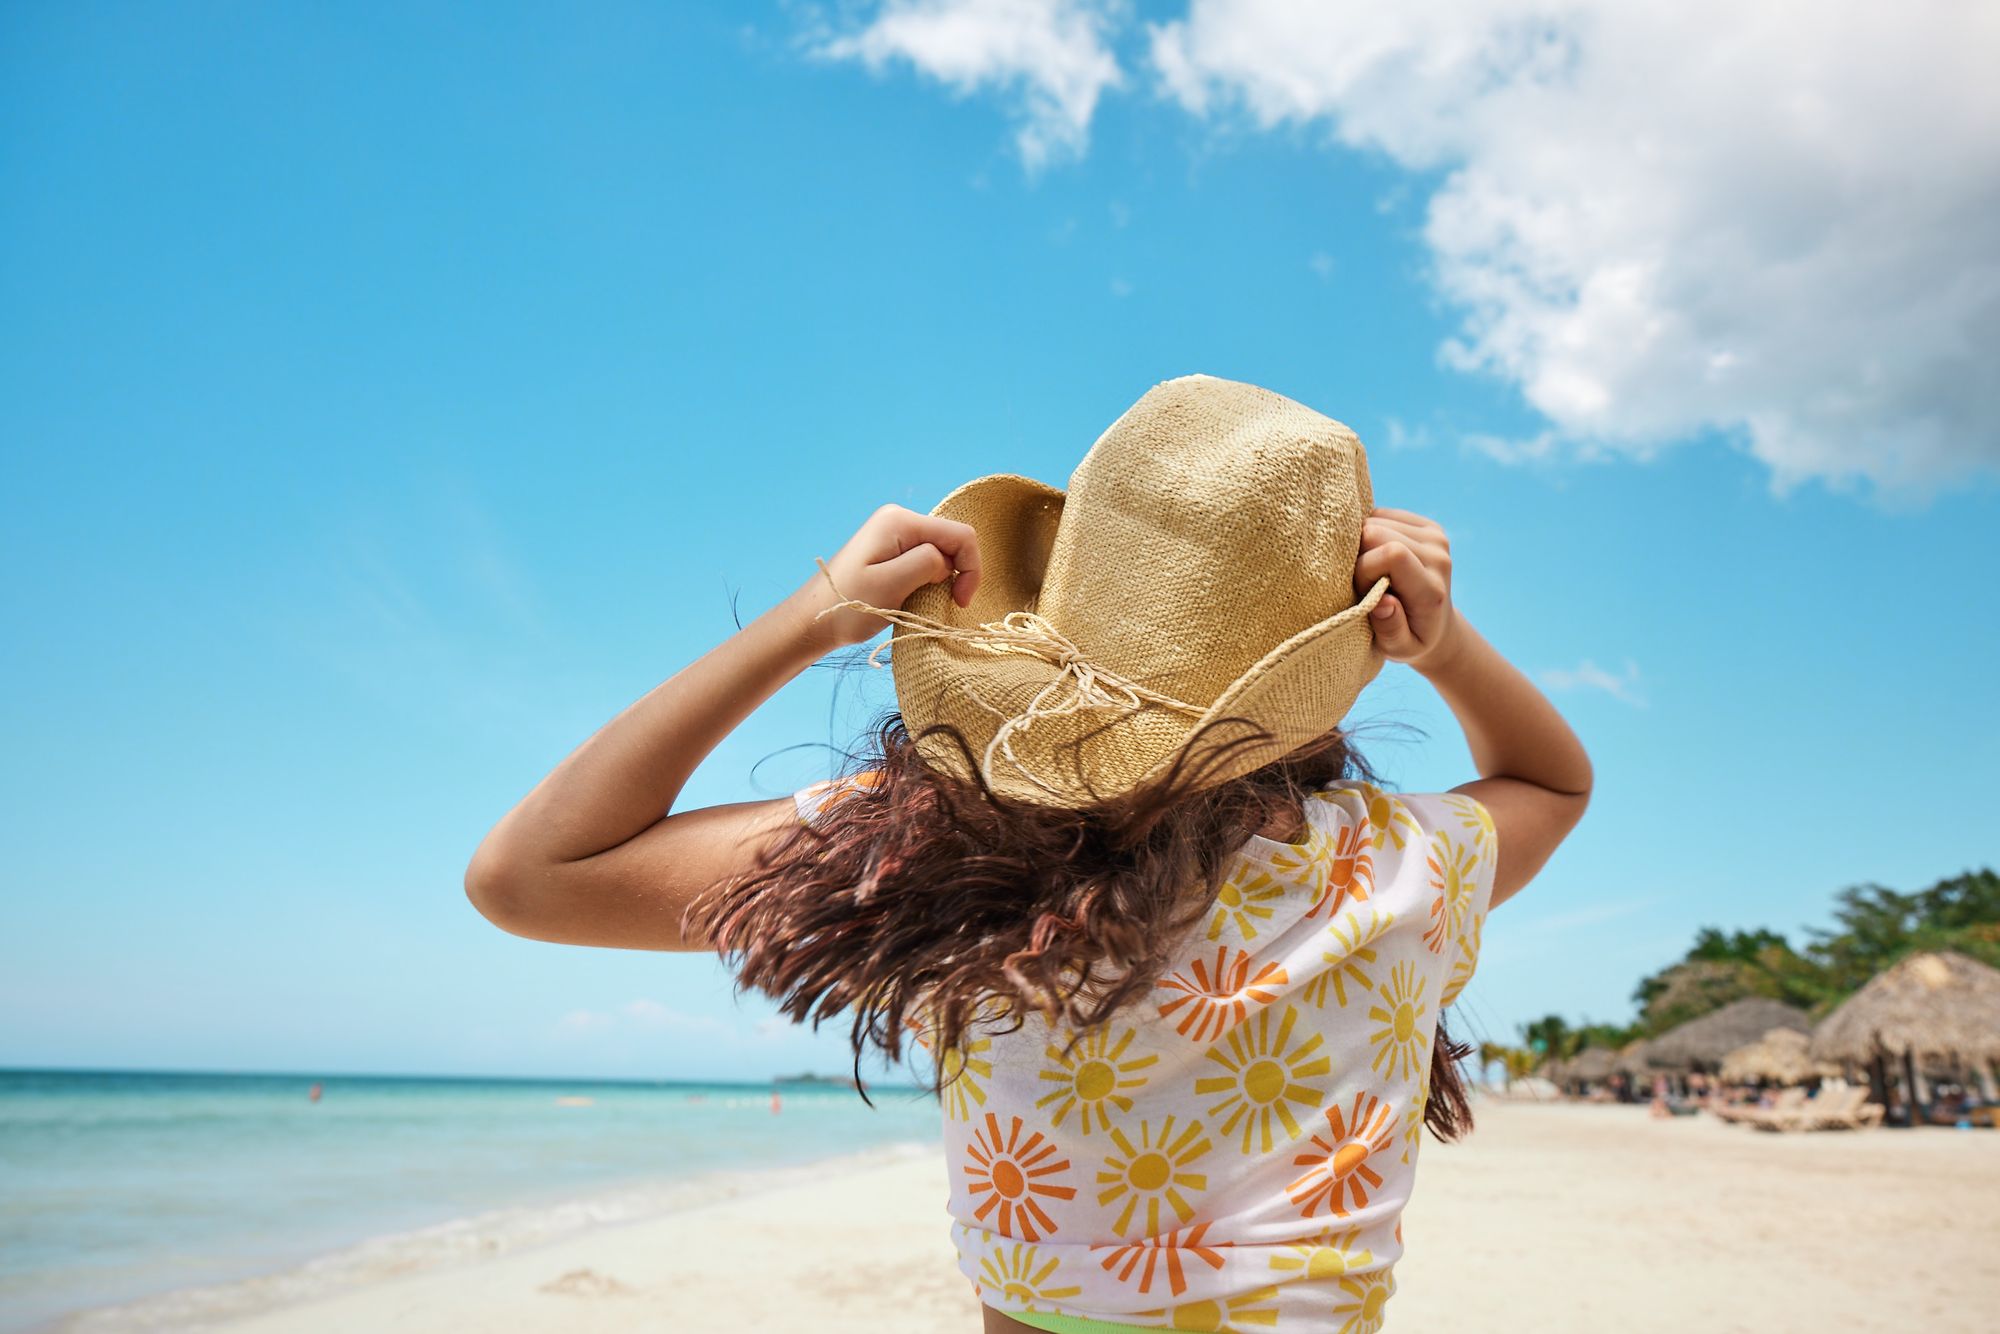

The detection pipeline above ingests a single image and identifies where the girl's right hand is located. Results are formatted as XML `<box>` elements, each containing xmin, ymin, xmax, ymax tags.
<box><xmin>801</xmin><ymin>504</ymin><xmax>985</xmax><ymax>651</ymax></box>
<box><xmin>1355</xmin><ymin>506</ymin><xmax>1460</xmax><ymax>670</ymax></box>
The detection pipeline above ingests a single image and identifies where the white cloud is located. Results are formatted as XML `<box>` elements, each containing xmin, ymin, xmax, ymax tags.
<box><xmin>1538</xmin><ymin>657</ymin><xmax>1645</xmax><ymax>706</ymax></box>
<box><xmin>816</xmin><ymin>1</ymin><xmax>2000</xmax><ymax>499</ymax></box>
<box><xmin>815</xmin><ymin>0</ymin><xmax>1125</xmax><ymax>170</ymax></box>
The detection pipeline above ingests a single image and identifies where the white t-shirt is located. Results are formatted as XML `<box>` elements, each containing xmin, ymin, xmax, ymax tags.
<box><xmin>794</xmin><ymin>774</ymin><xmax>1497</xmax><ymax>1332</ymax></box>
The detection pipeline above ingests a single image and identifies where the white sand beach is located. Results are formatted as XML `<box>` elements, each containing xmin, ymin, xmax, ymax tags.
<box><xmin>205</xmin><ymin>1100</ymin><xmax>1994</xmax><ymax>1333</ymax></box>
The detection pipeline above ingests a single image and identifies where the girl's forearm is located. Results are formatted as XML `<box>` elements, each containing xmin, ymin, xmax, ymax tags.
<box><xmin>479</xmin><ymin>582</ymin><xmax>832</xmax><ymax>869</ymax></box>
<box><xmin>1414</xmin><ymin>617</ymin><xmax>1594</xmax><ymax>796</ymax></box>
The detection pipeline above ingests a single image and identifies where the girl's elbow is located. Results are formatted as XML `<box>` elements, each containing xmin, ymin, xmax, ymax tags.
<box><xmin>464</xmin><ymin>839</ymin><xmax>542</xmax><ymax>937</ymax></box>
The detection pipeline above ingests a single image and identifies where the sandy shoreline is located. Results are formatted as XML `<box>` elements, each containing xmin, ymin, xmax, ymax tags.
<box><xmin>70</xmin><ymin>1099</ymin><xmax>2000</xmax><ymax>1332</ymax></box>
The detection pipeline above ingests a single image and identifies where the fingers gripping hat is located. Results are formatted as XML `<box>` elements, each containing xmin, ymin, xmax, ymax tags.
<box><xmin>820</xmin><ymin>373</ymin><xmax>1391</xmax><ymax>808</ymax></box>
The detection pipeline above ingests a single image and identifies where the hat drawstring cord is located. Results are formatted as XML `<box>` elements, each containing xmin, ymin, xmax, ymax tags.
<box><xmin>811</xmin><ymin>559</ymin><xmax>1204</xmax><ymax>796</ymax></box>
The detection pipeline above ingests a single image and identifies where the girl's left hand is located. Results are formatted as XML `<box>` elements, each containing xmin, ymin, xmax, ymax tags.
<box><xmin>802</xmin><ymin>504</ymin><xmax>984</xmax><ymax>650</ymax></box>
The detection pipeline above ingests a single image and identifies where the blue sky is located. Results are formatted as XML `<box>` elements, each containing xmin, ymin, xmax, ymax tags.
<box><xmin>3</xmin><ymin>2</ymin><xmax>1995</xmax><ymax>1082</ymax></box>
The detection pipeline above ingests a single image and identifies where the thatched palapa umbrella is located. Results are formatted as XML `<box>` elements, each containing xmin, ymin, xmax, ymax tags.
<box><xmin>1810</xmin><ymin>951</ymin><xmax>2000</xmax><ymax>1105</ymax></box>
<box><xmin>1613</xmin><ymin>1039</ymin><xmax>1653</xmax><ymax>1078</ymax></box>
<box><xmin>1718</xmin><ymin>1027</ymin><xmax>1839</xmax><ymax>1085</ymax></box>
<box><xmin>1647</xmin><ymin>997</ymin><xmax>1812</xmax><ymax>1072</ymax></box>
<box><xmin>1567</xmin><ymin>1045</ymin><xmax>1618</xmax><ymax>1085</ymax></box>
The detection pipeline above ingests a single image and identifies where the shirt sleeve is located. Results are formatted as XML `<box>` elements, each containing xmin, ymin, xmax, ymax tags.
<box><xmin>1393</xmin><ymin>789</ymin><xmax>1499</xmax><ymax>1007</ymax></box>
<box><xmin>792</xmin><ymin>769</ymin><xmax>886</xmax><ymax>827</ymax></box>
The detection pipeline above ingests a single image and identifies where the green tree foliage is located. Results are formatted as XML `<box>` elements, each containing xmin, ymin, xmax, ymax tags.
<box><xmin>1613</xmin><ymin>868</ymin><xmax>1998</xmax><ymax>1038</ymax></box>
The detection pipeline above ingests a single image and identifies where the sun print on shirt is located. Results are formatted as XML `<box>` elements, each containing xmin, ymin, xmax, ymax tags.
<box><xmin>1137</xmin><ymin>1283</ymin><xmax>1285</xmax><ymax>1331</ymax></box>
<box><xmin>1194</xmin><ymin>1003</ymin><xmax>1332</xmax><ymax>1155</ymax></box>
<box><xmin>1269</xmin><ymin>1225</ymin><xmax>1376</xmax><ymax>1282</ymax></box>
<box><xmin>1156</xmin><ymin>945</ymin><xmax>1288</xmax><ymax>1043</ymax></box>
<box><xmin>1096</xmin><ymin>1114</ymin><xmax>1212</xmax><ymax>1237</ymax></box>
<box><xmin>1308</xmin><ymin>818</ymin><xmax>1377</xmax><ymax>918</ymax></box>
<box><xmin>1206</xmin><ymin>864</ymin><xmax>1291</xmax><ymax>941</ymax></box>
<box><xmin>1303</xmin><ymin>909</ymin><xmax>1393</xmax><ymax>1010</ymax></box>
<box><xmin>1036</xmin><ymin>1024</ymin><xmax>1158</xmax><ymax>1135</ymax></box>
<box><xmin>979</xmin><ymin>1241</ymin><xmax>1083</xmax><ymax>1311</ymax></box>
<box><xmin>964</xmin><ymin>1112</ymin><xmax>1077</xmax><ymax>1242</ymax></box>
<box><xmin>1365</xmin><ymin>960</ymin><xmax>1432</xmax><ymax>1082</ymax></box>
<box><xmin>1095</xmin><ymin>1219</ymin><xmax>1227</xmax><ymax>1299</ymax></box>
<box><xmin>1421</xmin><ymin>828</ymin><xmax>1482</xmax><ymax>955</ymax></box>
<box><xmin>1333</xmin><ymin>1268</ymin><xmax>1397</xmax><ymax>1334</ymax></box>
<box><xmin>1287</xmin><ymin>1091</ymin><xmax>1397</xmax><ymax>1219</ymax></box>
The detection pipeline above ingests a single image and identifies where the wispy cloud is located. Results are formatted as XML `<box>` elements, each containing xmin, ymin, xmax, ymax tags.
<box><xmin>1539</xmin><ymin>657</ymin><xmax>1646</xmax><ymax>707</ymax></box>
<box><xmin>812</xmin><ymin>1</ymin><xmax>2000</xmax><ymax>499</ymax></box>
<box><xmin>814</xmin><ymin>0</ymin><xmax>1126</xmax><ymax>172</ymax></box>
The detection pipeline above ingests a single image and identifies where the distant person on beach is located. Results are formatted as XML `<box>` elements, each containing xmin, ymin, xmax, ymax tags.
<box><xmin>466</xmin><ymin>376</ymin><xmax>1593</xmax><ymax>1332</ymax></box>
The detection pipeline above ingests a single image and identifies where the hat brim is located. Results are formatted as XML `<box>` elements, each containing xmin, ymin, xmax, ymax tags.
<box><xmin>888</xmin><ymin>473</ymin><xmax>1390</xmax><ymax>806</ymax></box>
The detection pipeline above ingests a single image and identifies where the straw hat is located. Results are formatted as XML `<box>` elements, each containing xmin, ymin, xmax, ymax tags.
<box><xmin>820</xmin><ymin>373</ymin><xmax>1390</xmax><ymax>807</ymax></box>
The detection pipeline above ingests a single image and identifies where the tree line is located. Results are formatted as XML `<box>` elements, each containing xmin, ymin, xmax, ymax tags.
<box><xmin>1502</xmin><ymin>867</ymin><xmax>1999</xmax><ymax>1071</ymax></box>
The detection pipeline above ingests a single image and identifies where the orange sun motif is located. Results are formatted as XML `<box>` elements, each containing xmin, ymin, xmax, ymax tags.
<box><xmin>1332</xmin><ymin>1269</ymin><xmax>1396</xmax><ymax>1333</ymax></box>
<box><xmin>1303</xmin><ymin>909</ymin><xmax>1393</xmax><ymax>1010</ymax></box>
<box><xmin>1194</xmin><ymin>1004</ymin><xmax>1331</xmax><ymax>1154</ymax></box>
<box><xmin>1365</xmin><ymin>960</ymin><xmax>1431</xmax><ymax>1082</ymax></box>
<box><xmin>1094</xmin><ymin>1219</ymin><xmax>1228</xmax><ymax>1298</ymax></box>
<box><xmin>1206</xmin><ymin>865</ymin><xmax>1291</xmax><ymax>942</ymax></box>
<box><xmin>1308</xmin><ymin>820</ymin><xmax>1377</xmax><ymax>918</ymax></box>
<box><xmin>1036</xmin><ymin>1025</ymin><xmax>1158</xmax><ymax>1135</ymax></box>
<box><xmin>965</xmin><ymin>1112</ymin><xmax>1077</xmax><ymax>1241</ymax></box>
<box><xmin>1422</xmin><ymin>831</ymin><xmax>1481</xmax><ymax>955</ymax></box>
<box><xmin>1097</xmin><ymin>1114</ymin><xmax>1212</xmax><ymax>1237</ymax></box>
<box><xmin>1287</xmin><ymin>1091</ymin><xmax>1397</xmax><ymax>1219</ymax></box>
<box><xmin>977</xmin><ymin>1240</ymin><xmax>1083</xmax><ymax>1311</ymax></box>
<box><xmin>1156</xmin><ymin>946</ymin><xmax>1289</xmax><ymax>1043</ymax></box>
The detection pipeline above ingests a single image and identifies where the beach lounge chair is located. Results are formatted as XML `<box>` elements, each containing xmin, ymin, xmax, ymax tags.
<box><xmin>1748</xmin><ymin>1086</ymin><xmax>1883</xmax><ymax>1133</ymax></box>
<box><xmin>1718</xmin><ymin>1087</ymin><xmax>1804</xmax><ymax>1125</ymax></box>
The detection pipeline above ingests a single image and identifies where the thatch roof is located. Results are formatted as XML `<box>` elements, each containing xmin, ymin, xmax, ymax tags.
<box><xmin>1613</xmin><ymin>1039</ymin><xmax>1654</xmax><ymax>1076</ymax></box>
<box><xmin>1647</xmin><ymin>998</ymin><xmax>1812</xmax><ymax>1070</ymax></box>
<box><xmin>1718</xmin><ymin>1027</ymin><xmax>1840</xmax><ymax>1084</ymax></box>
<box><xmin>1809</xmin><ymin>951</ymin><xmax>2000</xmax><ymax>1065</ymax></box>
<box><xmin>1566</xmin><ymin>1046</ymin><xmax>1619</xmax><ymax>1083</ymax></box>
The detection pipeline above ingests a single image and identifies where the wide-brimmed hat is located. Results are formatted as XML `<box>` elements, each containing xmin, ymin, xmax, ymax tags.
<box><xmin>820</xmin><ymin>373</ymin><xmax>1390</xmax><ymax>807</ymax></box>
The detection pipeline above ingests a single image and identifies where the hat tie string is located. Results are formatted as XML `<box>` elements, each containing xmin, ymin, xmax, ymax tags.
<box><xmin>811</xmin><ymin>559</ymin><xmax>1204</xmax><ymax>796</ymax></box>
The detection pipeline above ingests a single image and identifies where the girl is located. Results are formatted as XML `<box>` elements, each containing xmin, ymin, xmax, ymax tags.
<box><xmin>467</xmin><ymin>375</ymin><xmax>1592</xmax><ymax>1332</ymax></box>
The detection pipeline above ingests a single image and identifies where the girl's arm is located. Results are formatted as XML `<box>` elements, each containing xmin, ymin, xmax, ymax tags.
<box><xmin>464</xmin><ymin>505</ymin><xmax>983</xmax><ymax>951</ymax></box>
<box><xmin>1357</xmin><ymin>506</ymin><xmax>1593</xmax><ymax>909</ymax></box>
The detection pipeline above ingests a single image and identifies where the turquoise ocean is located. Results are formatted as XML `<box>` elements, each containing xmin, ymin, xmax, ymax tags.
<box><xmin>0</xmin><ymin>1068</ymin><xmax>942</xmax><ymax>1331</ymax></box>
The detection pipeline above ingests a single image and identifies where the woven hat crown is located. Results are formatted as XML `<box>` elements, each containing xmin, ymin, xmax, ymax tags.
<box><xmin>832</xmin><ymin>373</ymin><xmax>1388</xmax><ymax>806</ymax></box>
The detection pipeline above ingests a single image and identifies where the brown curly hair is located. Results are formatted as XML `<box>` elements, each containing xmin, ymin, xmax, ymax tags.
<box><xmin>681</xmin><ymin>709</ymin><xmax>1475</xmax><ymax>1142</ymax></box>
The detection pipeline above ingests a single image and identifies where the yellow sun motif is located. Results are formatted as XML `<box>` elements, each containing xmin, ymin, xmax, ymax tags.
<box><xmin>1422</xmin><ymin>831</ymin><xmax>1481</xmax><ymax>954</ymax></box>
<box><xmin>1303</xmin><ymin>910</ymin><xmax>1393</xmax><ymax>1010</ymax></box>
<box><xmin>1207</xmin><ymin>863</ymin><xmax>1291</xmax><ymax>942</ymax></box>
<box><xmin>977</xmin><ymin>1241</ymin><xmax>1083</xmax><ymax>1311</ymax></box>
<box><xmin>1095</xmin><ymin>1219</ymin><xmax>1227</xmax><ymax>1299</ymax></box>
<box><xmin>1441</xmin><ymin>911</ymin><xmax>1484</xmax><ymax>1007</ymax></box>
<box><xmin>1332</xmin><ymin>1269</ymin><xmax>1396</xmax><ymax>1334</ymax></box>
<box><xmin>1402</xmin><ymin>1072</ymin><xmax>1429</xmax><ymax>1165</ymax></box>
<box><xmin>1136</xmin><ymin>1282</ymin><xmax>1284</xmax><ymax>1330</ymax></box>
<box><xmin>1365</xmin><ymin>961</ymin><xmax>1431</xmax><ymax>1082</ymax></box>
<box><xmin>1157</xmin><ymin>946</ymin><xmax>1289</xmax><ymax>1043</ymax></box>
<box><xmin>1287</xmin><ymin>1091</ymin><xmax>1396</xmax><ymax>1219</ymax></box>
<box><xmin>1194</xmin><ymin>1004</ymin><xmax>1331</xmax><ymax>1154</ymax></box>
<box><xmin>1266</xmin><ymin>821</ymin><xmax>1334</xmax><ymax>886</ymax></box>
<box><xmin>1036</xmin><ymin>1024</ymin><xmax>1158</xmax><ymax>1135</ymax></box>
<box><xmin>1097</xmin><ymin>1115</ymin><xmax>1212</xmax><ymax>1237</ymax></box>
<box><xmin>939</xmin><ymin>1034</ymin><xmax>994</xmax><ymax>1121</ymax></box>
<box><xmin>1317</xmin><ymin>782</ymin><xmax>1423</xmax><ymax>853</ymax></box>
<box><xmin>1269</xmin><ymin>1226</ymin><xmax>1375</xmax><ymax>1281</ymax></box>
<box><xmin>1440</xmin><ymin>791</ymin><xmax>1497</xmax><ymax>868</ymax></box>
